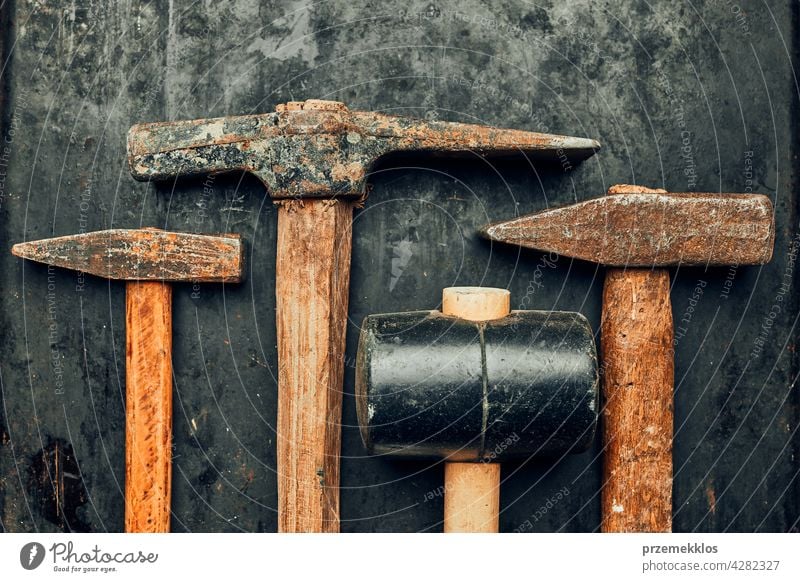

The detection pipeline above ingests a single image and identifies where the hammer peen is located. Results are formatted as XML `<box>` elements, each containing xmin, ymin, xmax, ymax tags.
<box><xmin>127</xmin><ymin>99</ymin><xmax>600</xmax><ymax>532</ymax></box>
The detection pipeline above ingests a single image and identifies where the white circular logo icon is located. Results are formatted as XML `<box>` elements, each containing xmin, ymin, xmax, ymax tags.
<box><xmin>20</xmin><ymin>542</ymin><xmax>46</xmax><ymax>570</ymax></box>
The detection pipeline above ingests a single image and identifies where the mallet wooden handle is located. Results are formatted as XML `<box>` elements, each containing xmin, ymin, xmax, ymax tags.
<box><xmin>444</xmin><ymin>463</ymin><xmax>501</xmax><ymax>533</ymax></box>
<box><xmin>442</xmin><ymin>287</ymin><xmax>508</xmax><ymax>533</ymax></box>
<box><xmin>125</xmin><ymin>281</ymin><xmax>173</xmax><ymax>533</ymax></box>
<box><xmin>275</xmin><ymin>199</ymin><xmax>354</xmax><ymax>532</ymax></box>
<box><xmin>601</xmin><ymin>269</ymin><xmax>674</xmax><ymax>532</ymax></box>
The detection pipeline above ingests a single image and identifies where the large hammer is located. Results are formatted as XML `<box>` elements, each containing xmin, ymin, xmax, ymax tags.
<box><xmin>356</xmin><ymin>286</ymin><xmax>599</xmax><ymax>532</ymax></box>
<box><xmin>481</xmin><ymin>185</ymin><xmax>775</xmax><ymax>531</ymax></box>
<box><xmin>126</xmin><ymin>99</ymin><xmax>600</xmax><ymax>532</ymax></box>
<box><xmin>12</xmin><ymin>228</ymin><xmax>244</xmax><ymax>532</ymax></box>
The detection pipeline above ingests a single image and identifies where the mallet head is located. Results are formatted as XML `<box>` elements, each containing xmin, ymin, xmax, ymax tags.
<box><xmin>11</xmin><ymin>228</ymin><xmax>244</xmax><ymax>282</ymax></box>
<box><xmin>480</xmin><ymin>185</ymin><xmax>774</xmax><ymax>267</ymax></box>
<box><xmin>356</xmin><ymin>288</ymin><xmax>599</xmax><ymax>462</ymax></box>
<box><xmin>128</xmin><ymin>99</ymin><xmax>600</xmax><ymax>200</ymax></box>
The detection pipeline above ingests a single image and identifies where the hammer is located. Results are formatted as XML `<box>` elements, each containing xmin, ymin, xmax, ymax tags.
<box><xmin>12</xmin><ymin>228</ymin><xmax>244</xmax><ymax>532</ymax></box>
<box><xmin>480</xmin><ymin>185</ymin><xmax>775</xmax><ymax>531</ymax></box>
<box><xmin>126</xmin><ymin>99</ymin><xmax>600</xmax><ymax>532</ymax></box>
<box><xmin>356</xmin><ymin>286</ymin><xmax>599</xmax><ymax>532</ymax></box>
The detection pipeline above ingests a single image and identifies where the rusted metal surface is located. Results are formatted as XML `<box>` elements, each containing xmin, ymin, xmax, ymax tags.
<box><xmin>480</xmin><ymin>185</ymin><xmax>775</xmax><ymax>267</ymax></box>
<box><xmin>127</xmin><ymin>99</ymin><xmax>600</xmax><ymax>200</ymax></box>
<box><xmin>11</xmin><ymin>229</ymin><xmax>244</xmax><ymax>282</ymax></box>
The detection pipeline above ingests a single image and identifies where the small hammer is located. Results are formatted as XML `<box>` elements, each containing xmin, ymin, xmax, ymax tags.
<box><xmin>356</xmin><ymin>286</ymin><xmax>599</xmax><ymax>532</ymax></box>
<box><xmin>12</xmin><ymin>228</ymin><xmax>244</xmax><ymax>532</ymax></box>
<box><xmin>127</xmin><ymin>99</ymin><xmax>600</xmax><ymax>532</ymax></box>
<box><xmin>481</xmin><ymin>185</ymin><xmax>775</xmax><ymax>531</ymax></box>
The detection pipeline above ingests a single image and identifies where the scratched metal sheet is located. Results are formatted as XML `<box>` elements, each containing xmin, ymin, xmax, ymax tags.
<box><xmin>0</xmin><ymin>0</ymin><xmax>797</xmax><ymax>532</ymax></box>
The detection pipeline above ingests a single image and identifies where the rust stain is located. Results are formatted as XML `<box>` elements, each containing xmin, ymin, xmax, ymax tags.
<box><xmin>481</xmin><ymin>185</ymin><xmax>775</xmax><ymax>267</ymax></box>
<box><xmin>706</xmin><ymin>483</ymin><xmax>717</xmax><ymax>515</ymax></box>
<box><xmin>127</xmin><ymin>99</ymin><xmax>600</xmax><ymax>200</ymax></box>
<box><xmin>12</xmin><ymin>228</ymin><xmax>245</xmax><ymax>283</ymax></box>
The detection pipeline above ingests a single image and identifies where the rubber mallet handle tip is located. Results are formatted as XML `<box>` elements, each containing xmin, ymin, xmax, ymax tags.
<box><xmin>441</xmin><ymin>287</ymin><xmax>509</xmax><ymax>533</ymax></box>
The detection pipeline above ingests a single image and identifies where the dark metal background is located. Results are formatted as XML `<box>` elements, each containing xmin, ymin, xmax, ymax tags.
<box><xmin>0</xmin><ymin>0</ymin><xmax>798</xmax><ymax>532</ymax></box>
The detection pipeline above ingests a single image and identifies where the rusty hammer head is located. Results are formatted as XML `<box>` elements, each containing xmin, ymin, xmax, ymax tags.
<box><xmin>480</xmin><ymin>185</ymin><xmax>775</xmax><ymax>267</ymax></box>
<box><xmin>127</xmin><ymin>99</ymin><xmax>600</xmax><ymax>199</ymax></box>
<box><xmin>11</xmin><ymin>228</ymin><xmax>244</xmax><ymax>282</ymax></box>
<box><xmin>355</xmin><ymin>287</ymin><xmax>599</xmax><ymax>462</ymax></box>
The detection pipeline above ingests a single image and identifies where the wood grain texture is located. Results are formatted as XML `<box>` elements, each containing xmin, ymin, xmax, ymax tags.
<box><xmin>441</xmin><ymin>286</ymin><xmax>508</xmax><ymax>532</ymax></box>
<box><xmin>275</xmin><ymin>199</ymin><xmax>354</xmax><ymax>533</ymax></box>
<box><xmin>443</xmin><ymin>463</ymin><xmax>501</xmax><ymax>533</ymax></box>
<box><xmin>125</xmin><ymin>281</ymin><xmax>173</xmax><ymax>533</ymax></box>
<box><xmin>601</xmin><ymin>269</ymin><xmax>674</xmax><ymax>532</ymax></box>
<box><xmin>441</xmin><ymin>286</ymin><xmax>510</xmax><ymax>322</ymax></box>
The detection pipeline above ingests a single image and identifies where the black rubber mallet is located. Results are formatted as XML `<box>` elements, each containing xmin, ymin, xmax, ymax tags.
<box><xmin>356</xmin><ymin>287</ymin><xmax>599</xmax><ymax>532</ymax></box>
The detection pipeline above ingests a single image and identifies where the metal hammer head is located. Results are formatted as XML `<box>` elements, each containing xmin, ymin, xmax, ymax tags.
<box><xmin>355</xmin><ymin>305</ymin><xmax>599</xmax><ymax>462</ymax></box>
<box><xmin>12</xmin><ymin>229</ymin><xmax>244</xmax><ymax>282</ymax></box>
<box><xmin>128</xmin><ymin>99</ymin><xmax>600</xmax><ymax>200</ymax></box>
<box><xmin>480</xmin><ymin>185</ymin><xmax>775</xmax><ymax>267</ymax></box>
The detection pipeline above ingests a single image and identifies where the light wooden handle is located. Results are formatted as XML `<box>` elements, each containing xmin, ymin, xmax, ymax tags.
<box><xmin>443</xmin><ymin>463</ymin><xmax>501</xmax><ymax>532</ymax></box>
<box><xmin>275</xmin><ymin>199</ymin><xmax>354</xmax><ymax>532</ymax></box>
<box><xmin>125</xmin><ymin>281</ymin><xmax>173</xmax><ymax>533</ymax></box>
<box><xmin>601</xmin><ymin>268</ymin><xmax>674</xmax><ymax>532</ymax></box>
<box><xmin>441</xmin><ymin>286</ymin><xmax>508</xmax><ymax>533</ymax></box>
<box><xmin>442</xmin><ymin>286</ymin><xmax>510</xmax><ymax>321</ymax></box>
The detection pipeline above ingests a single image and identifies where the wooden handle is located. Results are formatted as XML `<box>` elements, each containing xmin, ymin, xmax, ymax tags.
<box><xmin>275</xmin><ymin>199</ymin><xmax>354</xmax><ymax>532</ymax></box>
<box><xmin>441</xmin><ymin>286</ymin><xmax>508</xmax><ymax>533</ymax></box>
<box><xmin>442</xmin><ymin>286</ymin><xmax>510</xmax><ymax>321</ymax></box>
<box><xmin>443</xmin><ymin>463</ymin><xmax>501</xmax><ymax>532</ymax></box>
<box><xmin>125</xmin><ymin>281</ymin><xmax>173</xmax><ymax>533</ymax></box>
<box><xmin>601</xmin><ymin>268</ymin><xmax>674</xmax><ymax>532</ymax></box>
